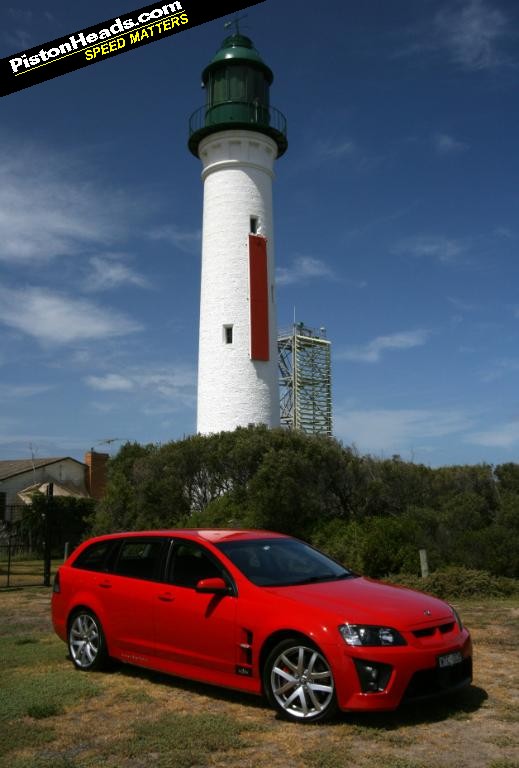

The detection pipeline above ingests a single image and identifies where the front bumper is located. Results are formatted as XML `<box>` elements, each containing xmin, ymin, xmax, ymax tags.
<box><xmin>333</xmin><ymin>629</ymin><xmax>472</xmax><ymax>712</ymax></box>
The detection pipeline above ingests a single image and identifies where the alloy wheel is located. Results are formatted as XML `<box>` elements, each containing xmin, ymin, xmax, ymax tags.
<box><xmin>268</xmin><ymin>643</ymin><xmax>335</xmax><ymax>721</ymax></box>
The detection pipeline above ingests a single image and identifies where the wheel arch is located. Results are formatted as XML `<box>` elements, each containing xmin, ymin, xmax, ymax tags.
<box><xmin>67</xmin><ymin>603</ymin><xmax>99</xmax><ymax>631</ymax></box>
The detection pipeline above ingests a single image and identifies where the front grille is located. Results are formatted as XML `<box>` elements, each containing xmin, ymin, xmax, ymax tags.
<box><xmin>404</xmin><ymin>657</ymin><xmax>472</xmax><ymax>701</ymax></box>
<box><xmin>412</xmin><ymin>622</ymin><xmax>455</xmax><ymax>638</ymax></box>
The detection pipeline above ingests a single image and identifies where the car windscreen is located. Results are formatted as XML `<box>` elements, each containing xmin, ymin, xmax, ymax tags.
<box><xmin>215</xmin><ymin>538</ymin><xmax>354</xmax><ymax>587</ymax></box>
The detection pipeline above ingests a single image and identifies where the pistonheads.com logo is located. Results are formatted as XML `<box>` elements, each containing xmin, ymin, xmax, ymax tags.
<box><xmin>0</xmin><ymin>0</ymin><xmax>266</xmax><ymax>98</ymax></box>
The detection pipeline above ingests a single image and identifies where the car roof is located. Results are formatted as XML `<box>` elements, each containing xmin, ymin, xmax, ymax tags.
<box><xmin>82</xmin><ymin>529</ymin><xmax>289</xmax><ymax>545</ymax></box>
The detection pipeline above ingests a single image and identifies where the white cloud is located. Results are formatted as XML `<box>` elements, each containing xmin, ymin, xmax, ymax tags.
<box><xmin>137</xmin><ymin>369</ymin><xmax>196</xmax><ymax>397</ymax></box>
<box><xmin>0</xmin><ymin>433</ymin><xmax>93</xmax><ymax>456</ymax></box>
<box><xmin>2</xmin><ymin>28</ymin><xmax>32</xmax><ymax>51</ymax></box>
<box><xmin>495</xmin><ymin>227</ymin><xmax>515</xmax><ymax>240</ymax></box>
<box><xmin>338</xmin><ymin>329</ymin><xmax>430</xmax><ymax>363</ymax></box>
<box><xmin>86</xmin><ymin>374</ymin><xmax>135</xmax><ymax>391</ymax></box>
<box><xmin>85</xmin><ymin>255</ymin><xmax>150</xmax><ymax>292</ymax></box>
<box><xmin>314</xmin><ymin>137</ymin><xmax>387</xmax><ymax>173</ymax></box>
<box><xmin>466</xmin><ymin>421</ymin><xmax>519</xmax><ymax>448</ymax></box>
<box><xmin>335</xmin><ymin>408</ymin><xmax>472</xmax><ymax>455</ymax></box>
<box><xmin>85</xmin><ymin>366</ymin><xmax>196</xmax><ymax>407</ymax></box>
<box><xmin>0</xmin><ymin>143</ymin><xmax>131</xmax><ymax>264</ymax></box>
<box><xmin>149</xmin><ymin>224</ymin><xmax>201</xmax><ymax>253</ymax></box>
<box><xmin>433</xmin><ymin>133</ymin><xmax>468</xmax><ymax>155</ymax></box>
<box><xmin>447</xmin><ymin>296</ymin><xmax>478</xmax><ymax>313</ymax></box>
<box><xmin>0</xmin><ymin>384</ymin><xmax>53</xmax><ymax>398</ymax></box>
<box><xmin>394</xmin><ymin>235</ymin><xmax>466</xmax><ymax>264</ymax></box>
<box><xmin>435</xmin><ymin>0</ymin><xmax>508</xmax><ymax>71</ymax></box>
<box><xmin>479</xmin><ymin>358</ymin><xmax>519</xmax><ymax>383</ymax></box>
<box><xmin>0</xmin><ymin>286</ymin><xmax>142</xmax><ymax>344</ymax></box>
<box><xmin>316</xmin><ymin>139</ymin><xmax>357</xmax><ymax>159</ymax></box>
<box><xmin>277</xmin><ymin>256</ymin><xmax>334</xmax><ymax>286</ymax></box>
<box><xmin>7</xmin><ymin>8</ymin><xmax>33</xmax><ymax>21</ymax></box>
<box><xmin>393</xmin><ymin>1</ymin><xmax>510</xmax><ymax>72</ymax></box>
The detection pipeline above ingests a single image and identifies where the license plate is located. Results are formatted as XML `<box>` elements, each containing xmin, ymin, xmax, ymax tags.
<box><xmin>438</xmin><ymin>651</ymin><xmax>463</xmax><ymax>668</ymax></box>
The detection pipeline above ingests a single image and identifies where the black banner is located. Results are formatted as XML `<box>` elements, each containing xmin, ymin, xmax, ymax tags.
<box><xmin>1</xmin><ymin>0</ymin><xmax>266</xmax><ymax>98</ymax></box>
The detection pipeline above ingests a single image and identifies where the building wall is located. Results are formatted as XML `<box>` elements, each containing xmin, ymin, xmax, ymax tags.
<box><xmin>0</xmin><ymin>460</ymin><xmax>87</xmax><ymax>507</ymax></box>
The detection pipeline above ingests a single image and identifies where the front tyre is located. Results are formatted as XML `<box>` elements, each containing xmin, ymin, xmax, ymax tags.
<box><xmin>263</xmin><ymin>638</ymin><xmax>337</xmax><ymax>723</ymax></box>
<box><xmin>68</xmin><ymin>610</ymin><xmax>108</xmax><ymax>671</ymax></box>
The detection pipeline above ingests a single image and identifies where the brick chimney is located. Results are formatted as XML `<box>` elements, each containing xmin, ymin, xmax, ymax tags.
<box><xmin>84</xmin><ymin>451</ymin><xmax>109</xmax><ymax>500</ymax></box>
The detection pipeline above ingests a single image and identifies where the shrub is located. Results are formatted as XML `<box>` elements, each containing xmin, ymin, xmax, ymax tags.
<box><xmin>384</xmin><ymin>567</ymin><xmax>519</xmax><ymax>600</ymax></box>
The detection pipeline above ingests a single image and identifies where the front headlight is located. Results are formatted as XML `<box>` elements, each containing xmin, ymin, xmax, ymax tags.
<box><xmin>339</xmin><ymin>624</ymin><xmax>406</xmax><ymax>647</ymax></box>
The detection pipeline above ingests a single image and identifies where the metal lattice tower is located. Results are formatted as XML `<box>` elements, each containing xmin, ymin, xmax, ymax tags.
<box><xmin>278</xmin><ymin>323</ymin><xmax>332</xmax><ymax>436</ymax></box>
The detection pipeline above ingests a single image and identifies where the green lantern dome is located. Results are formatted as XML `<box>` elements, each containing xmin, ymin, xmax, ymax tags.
<box><xmin>188</xmin><ymin>33</ymin><xmax>287</xmax><ymax>158</ymax></box>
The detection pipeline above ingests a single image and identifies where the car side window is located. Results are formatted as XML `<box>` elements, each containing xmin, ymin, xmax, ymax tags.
<box><xmin>168</xmin><ymin>540</ymin><xmax>226</xmax><ymax>589</ymax></box>
<box><xmin>72</xmin><ymin>540</ymin><xmax>115</xmax><ymax>572</ymax></box>
<box><xmin>112</xmin><ymin>538</ymin><xmax>168</xmax><ymax>581</ymax></box>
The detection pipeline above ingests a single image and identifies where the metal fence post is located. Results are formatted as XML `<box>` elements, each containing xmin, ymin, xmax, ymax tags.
<box><xmin>6</xmin><ymin>527</ymin><xmax>12</xmax><ymax>588</ymax></box>
<box><xmin>43</xmin><ymin>484</ymin><xmax>53</xmax><ymax>587</ymax></box>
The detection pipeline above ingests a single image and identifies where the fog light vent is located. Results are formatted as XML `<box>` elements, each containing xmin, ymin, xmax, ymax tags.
<box><xmin>353</xmin><ymin>659</ymin><xmax>392</xmax><ymax>693</ymax></box>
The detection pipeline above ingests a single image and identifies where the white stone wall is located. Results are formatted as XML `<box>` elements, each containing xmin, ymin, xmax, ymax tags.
<box><xmin>197</xmin><ymin>129</ymin><xmax>280</xmax><ymax>434</ymax></box>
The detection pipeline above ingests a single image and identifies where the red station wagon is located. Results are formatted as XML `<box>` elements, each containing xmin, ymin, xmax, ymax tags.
<box><xmin>52</xmin><ymin>529</ymin><xmax>473</xmax><ymax>722</ymax></box>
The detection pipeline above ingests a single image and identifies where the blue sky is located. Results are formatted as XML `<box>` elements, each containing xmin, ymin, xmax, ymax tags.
<box><xmin>0</xmin><ymin>0</ymin><xmax>518</xmax><ymax>467</ymax></box>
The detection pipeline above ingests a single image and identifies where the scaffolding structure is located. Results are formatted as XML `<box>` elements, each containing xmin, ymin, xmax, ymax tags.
<box><xmin>278</xmin><ymin>323</ymin><xmax>332</xmax><ymax>436</ymax></box>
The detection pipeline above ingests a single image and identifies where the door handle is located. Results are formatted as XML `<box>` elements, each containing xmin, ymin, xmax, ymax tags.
<box><xmin>158</xmin><ymin>593</ymin><xmax>175</xmax><ymax>602</ymax></box>
<box><xmin>98</xmin><ymin>582</ymin><xmax>112</xmax><ymax>589</ymax></box>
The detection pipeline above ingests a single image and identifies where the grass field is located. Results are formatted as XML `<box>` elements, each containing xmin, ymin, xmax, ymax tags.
<box><xmin>0</xmin><ymin>588</ymin><xmax>518</xmax><ymax>768</ymax></box>
<box><xmin>0</xmin><ymin>559</ymin><xmax>62</xmax><ymax>588</ymax></box>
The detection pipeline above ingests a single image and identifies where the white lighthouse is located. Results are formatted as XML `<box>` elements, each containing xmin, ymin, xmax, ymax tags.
<box><xmin>189</xmin><ymin>31</ymin><xmax>287</xmax><ymax>434</ymax></box>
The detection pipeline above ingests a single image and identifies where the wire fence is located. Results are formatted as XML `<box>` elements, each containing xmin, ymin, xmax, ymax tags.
<box><xmin>0</xmin><ymin>513</ymin><xmax>45</xmax><ymax>588</ymax></box>
<box><xmin>0</xmin><ymin>540</ymin><xmax>46</xmax><ymax>588</ymax></box>
<box><xmin>0</xmin><ymin>500</ymin><xmax>82</xmax><ymax>588</ymax></box>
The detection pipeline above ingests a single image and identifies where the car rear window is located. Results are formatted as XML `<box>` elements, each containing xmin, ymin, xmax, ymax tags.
<box><xmin>72</xmin><ymin>540</ymin><xmax>116</xmax><ymax>572</ymax></box>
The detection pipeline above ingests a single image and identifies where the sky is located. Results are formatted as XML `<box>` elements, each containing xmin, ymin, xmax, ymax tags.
<box><xmin>0</xmin><ymin>0</ymin><xmax>518</xmax><ymax>467</ymax></box>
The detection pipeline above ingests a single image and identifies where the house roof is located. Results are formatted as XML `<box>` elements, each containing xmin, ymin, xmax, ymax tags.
<box><xmin>0</xmin><ymin>457</ymin><xmax>86</xmax><ymax>482</ymax></box>
<box><xmin>17</xmin><ymin>480</ymin><xmax>89</xmax><ymax>503</ymax></box>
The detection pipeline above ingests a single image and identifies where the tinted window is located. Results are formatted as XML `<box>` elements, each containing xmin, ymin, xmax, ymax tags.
<box><xmin>216</xmin><ymin>538</ymin><xmax>353</xmax><ymax>587</ymax></box>
<box><xmin>113</xmin><ymin>538</ymin><xmax>168</xmax><ymax>581</ymax></box>
<box><xmin>73</xmin><ymin>540</ymin><xmax>115</xmax><ymax>572</ymax></box>
<box><xmin>168</xmin><ymin>540</ymin><xmax>227</xmax><ymax>589</ymax></box>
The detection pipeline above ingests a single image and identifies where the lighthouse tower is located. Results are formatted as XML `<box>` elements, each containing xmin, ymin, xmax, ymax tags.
<box><xmin>188</xmin><ymin>31</ymin><xmax>287</xmax><ymax>434</ymax></box>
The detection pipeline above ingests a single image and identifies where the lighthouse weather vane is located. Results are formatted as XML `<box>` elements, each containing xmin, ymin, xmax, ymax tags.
<box><xmin>224</xmin><ymin>15</ymin><xmax>247</xmax><ymax>35</ymax></box>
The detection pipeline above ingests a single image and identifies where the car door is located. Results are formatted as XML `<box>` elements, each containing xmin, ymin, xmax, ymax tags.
<box><xmin>97</xmin><ymin>536</ymin><xmax>169</xmax><ymax>662</ymax></box>
<box><xmin>153</xmin><ymin>538</ymin><xmax>238</xmax><ymax>678</ymax></box>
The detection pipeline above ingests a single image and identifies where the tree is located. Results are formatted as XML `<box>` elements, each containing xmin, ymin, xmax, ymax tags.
<box><xmin>88</xmin><ymin>430</ymin><xmax>519</xmax><ymax>580</ymax></box>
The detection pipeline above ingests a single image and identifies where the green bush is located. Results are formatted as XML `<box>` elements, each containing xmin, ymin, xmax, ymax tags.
<box><xmin>90</xmin><ymin>430</ymin><xmax>519</xmax><ymax>581</ymax></box>
<box><xmin>384</xmin><ymin>567</ymin><xmax>519</xmax><ymax>600</ymax></box>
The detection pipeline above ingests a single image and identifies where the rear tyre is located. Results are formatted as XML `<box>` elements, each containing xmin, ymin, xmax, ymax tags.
<box><xmin>263</xmin><ymin>637</ymin><xmax>337</xmax><ymax>723</ymax></box>
<box><xmin>68</xmin><ymin>610</ymin><xmax>108</xmax><ymax>671</ymax></box>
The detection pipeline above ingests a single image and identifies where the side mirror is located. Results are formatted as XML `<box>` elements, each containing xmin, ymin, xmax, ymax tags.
<box><xmin>195</xmin><ymin>577</ymin><xmax>230</xmax><ymax>595</ymax></box>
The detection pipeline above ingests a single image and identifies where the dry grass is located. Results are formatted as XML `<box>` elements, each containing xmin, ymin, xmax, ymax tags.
<box><xmin>0</xmin><ymin>558</ymin><xmax>61</xmax><ymax>588</ymax></box>
<box><xmin>0</xmin><ymin>589</ymin><xmax>518</xmax><ymax>768</ymax></box>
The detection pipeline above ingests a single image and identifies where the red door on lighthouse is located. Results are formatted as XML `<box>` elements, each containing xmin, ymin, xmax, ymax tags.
<box><xmin>249</xmin><ymin>234</ymin><xmax>269</xmax><ymax>361</ymax></box>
